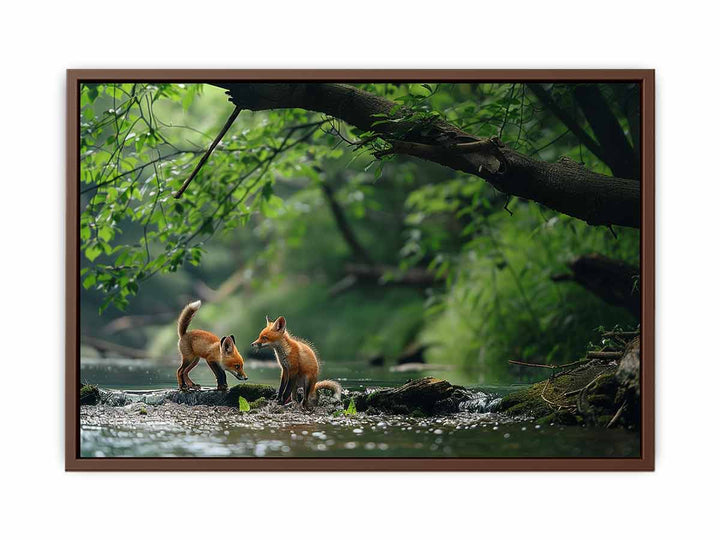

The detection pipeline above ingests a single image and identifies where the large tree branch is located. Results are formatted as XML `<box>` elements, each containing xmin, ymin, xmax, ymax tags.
<box><xmin>552</xmin><ymin>254</ymin><xmax>640</xmax><ymax>318</ymax></box>
<box><xmin>213</xmin><ymin>83</ymin><xmax>640</xmax><ymax>228</ymax></box>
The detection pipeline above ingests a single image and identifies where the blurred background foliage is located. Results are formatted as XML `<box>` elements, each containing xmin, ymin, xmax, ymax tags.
<box><xmin>80</xmin><ymin>82</ymin><xmax>639</xmax><ymax>383</ymax></box>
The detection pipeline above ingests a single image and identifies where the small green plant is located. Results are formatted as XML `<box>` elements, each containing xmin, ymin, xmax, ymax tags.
<box><xmin>249</xmin><ymin>397</ymin><xmax>267</xmax><ymax>410</ymax></box>
<box><xmin>344</xmin><ymin>398</ymin><xmax>357</xmax><ymax>416</ymax></box>
<box><xmin>139</xmin><ymin>406</ymin><xmax>147</xmax><ymax>415</ymax></box>
<box><xmin>238</xmin><ymin>396</ymin><xmax>250</xmax><ymax>412</ymax></box>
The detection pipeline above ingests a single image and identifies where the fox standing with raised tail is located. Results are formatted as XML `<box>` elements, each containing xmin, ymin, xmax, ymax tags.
<box><xmin>251</xmin><ymin>316</ymin><xmax>341</xmax><ymax>408</ymax></box>
<box><xmin>176</xmin><ymin>300</ymin><xmax>248</xmax><ymax>391</ymax></box>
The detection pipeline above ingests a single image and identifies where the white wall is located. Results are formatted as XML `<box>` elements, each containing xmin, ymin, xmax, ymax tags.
<box><xmin>1</xmin><ymin>1</ymin><xmax>717</xmax><ymax>538</ymax></box>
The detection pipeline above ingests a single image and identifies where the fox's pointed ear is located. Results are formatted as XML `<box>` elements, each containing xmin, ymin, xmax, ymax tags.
<box><xmin>230</xmin><ymin>334</ymin><xmax>236</xmax><ymax>345</ymax></box>
<box><xmin>273</xmin><ymin>316</ymin><xmax>286</xmax><ymax>333</ymax></box>
<box><xmin>265</xmin><ymin>315</ymin><xmax>272</xmax><ymax>327</ymax></box>
<box><xmin>220</xmin><ymin>336</ymin><xmax>232</xmax><ymax>353</ymax></box>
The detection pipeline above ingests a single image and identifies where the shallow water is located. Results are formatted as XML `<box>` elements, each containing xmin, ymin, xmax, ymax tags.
<box><xmin>79</xmin><ymin>357</ymin><xmax>641</xmax><ymax>459</ymax></box>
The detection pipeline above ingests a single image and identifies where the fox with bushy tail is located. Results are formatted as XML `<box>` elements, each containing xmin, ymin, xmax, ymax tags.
<box><xmin>251</xmin><ymin>315</ymin><xmax>341</xmax><ymax>408</ymax></box>
<box><xmin>176</xmin><ymin>300</ymin><xmax>247</xmax><ymax>391</ymax></box>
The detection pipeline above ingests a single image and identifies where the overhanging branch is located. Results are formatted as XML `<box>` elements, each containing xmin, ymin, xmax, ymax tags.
<box><xmin>212</xmin><ymin>83</ymin><xmax>640</xmax><ymax>228</ymax></box>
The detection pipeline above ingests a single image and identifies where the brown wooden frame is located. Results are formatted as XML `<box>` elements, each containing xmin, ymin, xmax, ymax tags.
<box><xmin>66</xmin><ymin>69</ymin><xmax>654</xmax><ymax>471</ymax></box>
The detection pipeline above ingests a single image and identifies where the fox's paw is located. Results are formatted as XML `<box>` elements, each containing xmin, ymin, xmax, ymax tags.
<box><xmin>179</xmin><ymin>385</ymin><xmax>189</xmax><ymax>392</ymax></box>
<box><xmin>217</xmin><ymin>384</ymin><xmax>228</xmax><ymax>392</ymax></box>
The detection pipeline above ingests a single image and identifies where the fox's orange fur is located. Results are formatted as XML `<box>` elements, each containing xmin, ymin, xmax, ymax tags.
<box><xmin>176</xmin><ymin>300</ymin><xmax>247</xmax><ymax>391</ymax></box>
<box><xmin>251</xmin><ymin>316</ymin><xmax>341</xmax><ymax>408</ymax></box>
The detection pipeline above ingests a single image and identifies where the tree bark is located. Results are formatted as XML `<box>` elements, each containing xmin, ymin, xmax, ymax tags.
<box><xmin>213</xmin><ymin>83</ymin><xmax>640</xmax><ymax>228</ymax></box>
<box><xmin>552</xmin><ymin>254</ymin><xmax>640</xmax><ymax>318</ymax></box>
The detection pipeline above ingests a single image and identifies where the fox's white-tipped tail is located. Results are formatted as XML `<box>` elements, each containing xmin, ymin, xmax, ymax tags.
<box><xmin>178</xmin><ymin>300</ymin><xmax>202</xmax><ymax>337</ymax></box>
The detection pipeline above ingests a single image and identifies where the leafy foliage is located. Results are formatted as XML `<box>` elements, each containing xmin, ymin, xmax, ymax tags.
<box><xmin>80</xmin><ymin>82</ymin><xmax>640</xmax><ymax>382</ymax></box>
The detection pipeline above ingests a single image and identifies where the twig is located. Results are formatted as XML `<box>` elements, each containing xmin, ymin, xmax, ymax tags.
<box><xmin>173</xmin><ymin>105</ymin><xmax>241</xmax><ymax>199</ymax></box>
<box><xmin>508</xmin><ymin>358</ymin><xmax>588</xmax><ymax>370</ymax></box>
<box><xmin>606</xmin><ymin>400</ymin><xmax>627</xmax><ymax>428</ymax></box>
<box><xmin>586</xmin><ymin>351</ymin><xmax>623</xmax><ymax>360</ymax></box>
<box><xmin>576</xmin><ymin>373</ymin><xmax>609</xmax><ymax>415</ymax></box>
<box><xmin>601</xmin><ymin>331</ymin><xmax>639</xmax><ymax>338</ymax></box>
<box><xmin>508</xmin><ymin>360</ymin><xmax>557</xmax><ymax>369</ymax></box>
<box><xmin>497</xmin><ymin>84</ymin><xmax>515</xmax><ymax>139</ymax></box>
<box><xmin>539</xmin><ymin>378</ymin><xmax>574</xmax><ymax>410</ymax></box>
<box><xmin>515</xmin><ymin>84</ymin><xmax>526</xmax><ymax>147</ymax></box>
<box><xmin>503</xmin><ymin>195</ymin><xmax>513</xmax><ymax>216</ymax></box>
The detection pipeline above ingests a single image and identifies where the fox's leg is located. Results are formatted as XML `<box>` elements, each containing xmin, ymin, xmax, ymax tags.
<box><xmin>303</xmin><ymin>377</ymin><xmax>317</xmax><ymax>410</ymax></box>
<box><xmin>292</xmin><ymin>375</ymin><xmax>306</xmax><ymax>405</ymax></box>
<box><xmin>182</xmin><ymin>358</ymin><xmax>201</xmax><ymax>389</ymax></box>
<box><xmin>206</xmin><ymin>360</ymin><xmax>228</xmax><ymax>391</ymax></box>
<box><xmin>177</xmin><ymin>357</ymin><xmax>194</xmax><ymax>390</ymax></box>
<box><xmin>277</xmin><ymin>367</ymin><xmax>289</xmax><ymax>404</ymax></box>
<box><xmin>281</xmin><ymin>373</ymin><xmax>295</xmax><ymax>405</ymax></box>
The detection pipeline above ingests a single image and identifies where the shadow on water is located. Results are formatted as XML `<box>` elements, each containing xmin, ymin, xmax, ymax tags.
<box><xmin>79</xmin><ymin>357</ymin><xmax>641</xmax><ymax>459</ymax></box>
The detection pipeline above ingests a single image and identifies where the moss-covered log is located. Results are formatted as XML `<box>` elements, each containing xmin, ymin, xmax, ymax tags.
<box><xmin>498</xmin><ymin>337</ymin><xmax>641</xmax><ymax>428</ymax></box>
<box><xmin>353</xmin><ymin>377</ymin><xmax>474</xmax><ymax>415</ymax></box>
<box><xmin>95</xmin><ymin>384</ymin><xmax>276</xmax><ymax>407</ymax></box>
<box><xmin>80</xmin><ymin>384</ymin><xmax>100</xmax><ymax>405</ymax></box>
<box><xmin>82</xmin><ymin>377</ymin><xmax>495</xmax><ymax>416</ymax></box>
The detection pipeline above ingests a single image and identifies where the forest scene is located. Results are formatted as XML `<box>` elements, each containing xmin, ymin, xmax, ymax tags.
<box><xmin>78</xmin><ymin>80</ymin><xmax>642</xmax><ymax>458</ymax></box>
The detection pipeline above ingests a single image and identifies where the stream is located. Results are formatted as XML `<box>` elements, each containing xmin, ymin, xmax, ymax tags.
<box><xmin>80</xmin><ymin>357</ymin><xmax>641</xmax><ymax>458</ymax></box>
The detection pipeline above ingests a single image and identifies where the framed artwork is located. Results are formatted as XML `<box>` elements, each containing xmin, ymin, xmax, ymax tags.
<box><xmin>67</xmin><ymin>69</ymin><xmax>654</xmax><ymax>471</ymax></box>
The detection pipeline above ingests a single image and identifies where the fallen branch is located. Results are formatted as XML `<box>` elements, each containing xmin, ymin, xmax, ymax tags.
<box><xmin>601</xmin><ymin>331</ymin><xmax>640</xmax><ymax>339</ymax></box>
<box><xmin>508</xmin><ymin>358</ymin><xmax>588</xmax><ymax>370</ymax></box>
<box><xmin>102</xmin><ymin>312</ymin><xmax>174</xmax><ymax>334</ymax></box>
<box><xmin>586</xmin><ymin>351</ymin><xmax>623</xmax><ymax>360</ymax></box>
<box><xmin>606</xmin><ymin>399</ymin><xmax>627</xmax><ymax>428</ymax></box>
<box><xmin>82</xmin><ymin>336</ymin><xmax>159</xmax><ymax>360</ymax></box>
<box><xmin>552</xmin><ymin>254</ymin><xmax>640</xmax><ymax>318</ymax></box>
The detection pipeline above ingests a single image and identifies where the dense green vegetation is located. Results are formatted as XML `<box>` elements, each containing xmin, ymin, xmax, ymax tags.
<box><xmin>80</xmin><ymin>82</ymin><xmax>639</xmax><ymax>383</ymax></box>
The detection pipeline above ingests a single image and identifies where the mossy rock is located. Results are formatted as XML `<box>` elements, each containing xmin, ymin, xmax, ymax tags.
<box><xmin>80</xmin><ymin>384</ymin><xmax>100</xmax><ymax>405</ymax></box>
<box><xmin>537</xmin><ymin>410</ymin><xmax>582</xmax><ymax>426</ymax></box>
<box><xmin>499</xmin><ymin>362</ymin><xmax>619</xmax><ymax>425</ymax></box>
<box><xmin>355</xmin><ymin>377</ymin><xmax>472</xmax><ymax>415</ymax></box>
<box><xmin>225</xmin><ymin>384</ymin><xmax>276</xmax><ymax>405</ymax></box>
<box><xmin>249</xmin><ymin>397</ymin><xmax>267</xmax><ymax>410</ymax></box>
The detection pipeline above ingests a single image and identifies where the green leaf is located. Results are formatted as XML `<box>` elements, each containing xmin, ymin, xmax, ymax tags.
<box><xmin>85</xmin><ymin>244</ymin><xmax>102</xmax><ymax>262</ymax></box>
<box><xmin>343</xmin><ymin>398</ymin><xmax>357</xmax><ymax>416</ymax></box>
<box><xmin>82</xmin><ymin>273</ymin><xmax>96</xmax><ymax>289</ymax></box>
<box><xmin>86</xmin><ymin>84</ymin><xmax>99</xmax><ymax>103</ymax></box>
<box><xmin>238</xmin><ymin>396</ymin><xmax>250</xmax><ymax>412</ymax></box>
<box><xmin>182</xmin><ymin>89</ymin><xmax>195</xmax><ymax>111</ymax></box>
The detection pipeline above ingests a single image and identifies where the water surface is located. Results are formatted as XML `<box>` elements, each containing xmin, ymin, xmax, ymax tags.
<box><xmin>80</xmin><ymin>357</ymin><xmax>641</xmax><ymax>459</ymax></box>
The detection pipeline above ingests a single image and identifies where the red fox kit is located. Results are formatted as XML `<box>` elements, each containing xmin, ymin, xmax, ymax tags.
<box><xmin>176</xmin><ymin>300</ymin><xmax>247</xmax><ymax>391</ymax></box>
<box><xmin>251</xmin><ymin>316</ymin><xmax>341</xmax><ymax>408</ymax></box>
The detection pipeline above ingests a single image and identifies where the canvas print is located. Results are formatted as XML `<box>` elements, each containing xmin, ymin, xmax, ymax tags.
<box><xmin>76</xmin><ymin>78</ymin><xmax>645</xmax><ymax>461</ymax></box>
